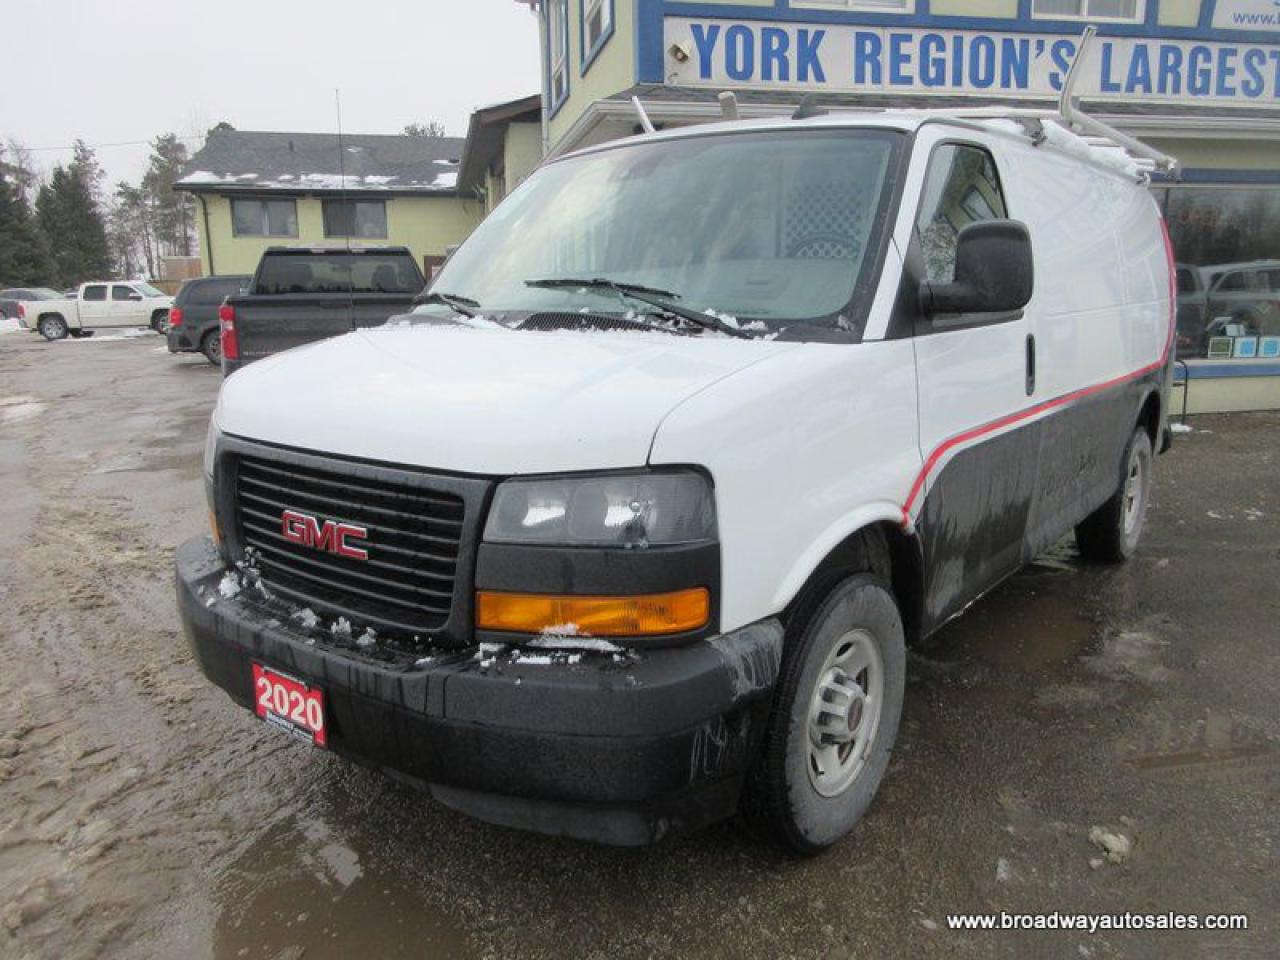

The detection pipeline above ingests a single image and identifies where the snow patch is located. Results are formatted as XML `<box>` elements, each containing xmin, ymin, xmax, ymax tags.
<box><xmin>1169</xmin><ymin>422</ymin><xmax>1193</xmax><ymax>434</ymax></box>
<box><xmin>355</xmin><ymin>627</ymin><xmax>378</xmax><ymax>649</ymax></box>
<box><xmin>0</xmin><ymin>317</ymin><xmax>21</xmax><ymax>335</ymax></box>
<box><xmin>217</xmin><ymin>573</ymin><xmax>241</xmax><ymax>600</ymax></box>
<box><xmin>529</xmin><ymin>629</ymin><xmax>623</xmax><ymax>654</ymax></box>
<box><xmin>330</xmin><ymin>616</ymin><xmax>353</xmax><ymax>639</ymax></box>
<box><xmin>291</xmin><ymin>607</ymin><xmax>320</xmax><ymax>629</ymax></box>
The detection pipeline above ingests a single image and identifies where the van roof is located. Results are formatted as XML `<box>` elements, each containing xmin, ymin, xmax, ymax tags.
<box><xmin>561</xmin><ymin>108</ymin><xmax>1162</xmax><ymax>184</ymax></box>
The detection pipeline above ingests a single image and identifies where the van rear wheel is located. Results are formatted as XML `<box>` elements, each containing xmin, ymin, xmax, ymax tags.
<box><xmin>743</xmin><ymin>575</ymin><xmax>905</xmax><ymax>855</ymax></box>
<box><xmin>1076</xmin><ymin>426</ymin><xmax>1153</xmax><ymax>563</ymax></box>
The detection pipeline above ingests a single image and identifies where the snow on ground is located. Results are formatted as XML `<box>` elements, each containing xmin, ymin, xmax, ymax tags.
<box><xmin>57</xmin><ymin>328</ymin><xmax>158</xmax><ymax>343</ymax></box>
<box><xmin>1170</xmin><ymin>422</ymin><xmax>1193</xmax><ymax>434</ymax></box>
<box><xmin>0</xmin><ymin>317</ymin><xmax>21</xmax><ymax>335</ymax></box>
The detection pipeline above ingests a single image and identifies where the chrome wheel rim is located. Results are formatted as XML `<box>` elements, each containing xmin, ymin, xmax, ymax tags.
<box><xmin>807</xmin><ymin>628</ymin><xmax>884</xmax><ymax>798</ymax></box>
<box><xmin>1122</xmin><ymin>444</ymin><xmax>1147</xmax><ymax>537</ymax></box>
<box><xmin>44</xmin><ymin>318</ymin><xmax>65</xmax><ymax>338</ymax></box>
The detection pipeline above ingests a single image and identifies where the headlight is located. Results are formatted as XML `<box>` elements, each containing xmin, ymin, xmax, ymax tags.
<box><xmin>484</xmin><ymin>470</ymin><xmax>716</xmax><ymax>547</ymax></box>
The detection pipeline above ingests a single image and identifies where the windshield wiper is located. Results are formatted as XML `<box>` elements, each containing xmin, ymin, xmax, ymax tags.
<box><xmin>524</xmin><ymin>277</ymin><xmax>755</xmax><ymax>340</ymax></box>
<box><xmin>413</xmin><ymin>290</ymin><xmax>480</xmax><ymax>318</ymax></box>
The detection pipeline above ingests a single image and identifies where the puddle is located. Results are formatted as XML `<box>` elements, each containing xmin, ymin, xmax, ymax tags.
<box><xmin>0</xmin><ymin>395</ymin><xmax>46</xmax><ymax>424</ymax></box>
<box><xmin>211</xmin><ymin>815</ymin><xmax>473</xmax><ymax>960</ymax></box>
<box><xmin>930</xmin><ymin>557</ymin><xmax>1097</xmax><ymax>674</ymax></box>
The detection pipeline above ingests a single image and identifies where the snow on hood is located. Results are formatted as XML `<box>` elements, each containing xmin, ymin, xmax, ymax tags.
<box><xmin>215</xmin><ymin>325</ymin><xmax>797</xmax><ymax>474</ymax></box>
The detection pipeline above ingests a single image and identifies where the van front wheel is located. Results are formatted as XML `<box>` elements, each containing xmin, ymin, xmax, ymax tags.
<box><xmin>1076</xmin><ymin>426</ymin><xmax>1153</xmax><ymax>563</ymax></box>
<box><xmin>743</xmin><ymin>575</ymin><xmax>905</xmax><ymax>855</ymax></box>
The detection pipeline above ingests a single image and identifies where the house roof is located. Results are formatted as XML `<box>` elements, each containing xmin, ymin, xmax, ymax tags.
<box><xmin>457</xmin><ymin>94</ymin><xmax>542</xmax><ymax>192</ymax></box>
<box><xmin>175</xmin><ymin>129</ymin><xmax>468</xmax><ymax>196</ymax></box>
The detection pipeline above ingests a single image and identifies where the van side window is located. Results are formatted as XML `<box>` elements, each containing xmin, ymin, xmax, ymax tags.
<box><xmin>915</xmin><ymin>145</ymin><xmax>1007</xmax><ymax>285</ymax></box>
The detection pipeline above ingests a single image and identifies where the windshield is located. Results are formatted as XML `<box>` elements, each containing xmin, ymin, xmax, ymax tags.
<box><xmin>133</xmin><ymin>282</ymin><xmax>166</xmax><ymax>297</ymax></box>
<box><xmin>426</xmin><ymin>129</ymin><xmax>903</xmax><ymax>340</ymax></box>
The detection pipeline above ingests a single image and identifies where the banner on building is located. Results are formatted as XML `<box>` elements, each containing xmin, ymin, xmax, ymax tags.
<box><xmin>664</xmin><ymin>17</ymin><xmax>1280</xmax><ymax>105</ymax></box>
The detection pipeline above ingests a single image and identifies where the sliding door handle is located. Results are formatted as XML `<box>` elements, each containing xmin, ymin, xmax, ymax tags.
<box><xmin>1025</xmin><ymin>333</ymin><xmax>1036</xmax><ymax>396</ymax></box>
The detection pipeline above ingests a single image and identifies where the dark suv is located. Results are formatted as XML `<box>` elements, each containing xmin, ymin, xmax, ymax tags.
<box><xmin>167</xmin><ymin>275</ymin><xmax>251</xmax><ymax>364</ymax></box>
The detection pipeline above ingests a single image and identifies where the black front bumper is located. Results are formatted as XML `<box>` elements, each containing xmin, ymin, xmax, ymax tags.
<box><xmin>176</xmin><ymin>536</ymin><xmax>783</xmax><ymax>845</ymax></box>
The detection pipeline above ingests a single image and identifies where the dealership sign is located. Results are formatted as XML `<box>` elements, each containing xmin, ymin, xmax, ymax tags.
<box><xmin>665</xmin><ymin>17</ymin><xmax>1280</xmax><ymax>104</ymax></box>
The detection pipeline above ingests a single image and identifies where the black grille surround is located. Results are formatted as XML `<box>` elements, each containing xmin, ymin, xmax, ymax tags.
<box><xmin>216</xmin><ymin>436</ymin><xmax>490</xmax><ymax>646</ymax></box>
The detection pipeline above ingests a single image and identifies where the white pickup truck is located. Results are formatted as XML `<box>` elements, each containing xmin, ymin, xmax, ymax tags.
<box><xmin>29</xmin><ymin>281</ymin><xmax>174</xmax><ymax>340</ymax></box>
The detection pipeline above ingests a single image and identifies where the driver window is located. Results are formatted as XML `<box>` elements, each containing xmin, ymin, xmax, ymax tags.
<box><xmin>916</xmin><ymin>144</ymin><xmax>1007</xmax><ymax>285</ymax></box>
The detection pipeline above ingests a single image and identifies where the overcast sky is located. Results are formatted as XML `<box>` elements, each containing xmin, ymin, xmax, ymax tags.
<box><xmin>6</xmin><ymin>0</ymin><xmax>541</xmax><ymax>187</ymax></box>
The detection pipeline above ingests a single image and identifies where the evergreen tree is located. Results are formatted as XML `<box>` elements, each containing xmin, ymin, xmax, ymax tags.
<box><xmin>36</xmin><ymin>140</ymin><xmax>113</xmax><ymax>286</ymax></box>
<box><xmin>0</xmin><ymin>169</ymin><xmax>56</xmax><ymax>286</ymax></box>
<box><xmin>142</xmin><ymin>133</ymin><xmax>194</xmax><ymax>257</ymax></box>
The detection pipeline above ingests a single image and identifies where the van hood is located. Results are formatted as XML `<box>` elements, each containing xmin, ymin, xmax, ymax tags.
<box><xmin>216</xmin><ymin>324</ymin><xmax>797</xmax><ymax>475</ymax></box>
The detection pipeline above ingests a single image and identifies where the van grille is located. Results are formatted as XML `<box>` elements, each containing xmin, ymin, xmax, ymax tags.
<box><xmin>234</xmin><ymin>454</ymin><xmax>466</xmax><ymax>633</ymax></box>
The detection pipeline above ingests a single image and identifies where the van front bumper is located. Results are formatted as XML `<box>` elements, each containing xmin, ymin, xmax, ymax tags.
<box><xmin>175</xmin><ymin>536</ymin><xmax>783</xmax><ymax>845</ymax></box>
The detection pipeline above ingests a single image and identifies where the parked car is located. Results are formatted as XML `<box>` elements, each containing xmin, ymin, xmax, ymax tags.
<box><xmin>0</xmin><ymin>287</ymin><xmax>63</xmax><ymax>326</ymax></box>
<box><xmin>178</xmin><ymin>111</ymin><xmax>1173</xmax><ymax>853</ymax></box>
<box><xmin>29</xmin><ymin>281</ymin><xmax>174</xmax><ymax>340</ymax></box>
<box><xmin>167</xmin><ymin>275</ymin><xmax>251</xmax><ymax>365</ymax></box>
<box><xmin>1175</xmin><ymin>259</ymin><xmax>1280</xmax><ymax>356</ymax></box>
<box><xmin>217</xmin><ymin>247</ymin><xmax>426</xmax><ymax>375</ymax></box>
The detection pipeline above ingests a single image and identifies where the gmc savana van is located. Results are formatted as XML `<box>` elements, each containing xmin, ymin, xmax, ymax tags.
<box><xmin>178</xmin><ymin>106</ymin><xmax>1175</xmax><ymax>853</ymax></box>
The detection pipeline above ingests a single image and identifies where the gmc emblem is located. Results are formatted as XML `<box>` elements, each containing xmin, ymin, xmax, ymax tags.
<box><xmin>281</xmin><ymin>509</ymin><xmax>369</xmax><ymax>560</ymax></box>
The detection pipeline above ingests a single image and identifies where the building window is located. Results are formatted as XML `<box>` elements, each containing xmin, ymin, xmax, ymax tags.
<box><xmin>1153</xmin><ymin>184</ymin><xmax>1280</xmax><ymax>360</ymax></box>
<box><xmin>231</xmin><ymin>198</ymin><xmax>298</xmax><ymax>237</ymax></box>
<box><xmin>581</xmin><ymin>0</ymin><xmax>614</xmax><ymax>72</ymax></box>
<box><xmin>322</xmin><ymin>199</ymin><xmax>389</xmax><ymax>239</ymax></box>
<box><xmin>1031</xmin><ymin>0</ymin><xmax>1143</xmax><ymax>23</ymax></box>
<box><xmin>549</xmin><ymin>0</ymin><xmax>569</xmax><ymax>112</ymax></box>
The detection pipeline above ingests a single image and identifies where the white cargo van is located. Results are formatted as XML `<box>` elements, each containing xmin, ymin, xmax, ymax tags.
<box><xmin>178</xmin><ymin>102</ymin><xmax>1175</xmax><ymax>853</ymax></box>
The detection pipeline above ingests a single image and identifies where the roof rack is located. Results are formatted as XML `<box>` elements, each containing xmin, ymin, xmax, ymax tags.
<box><xmin>868</xmin><ymin>26</ymin><xmax>1178</xmax><ymax>182</ymax></box>
<box><xmin>630</xmin><ymin>26</ymin><xmax>1179</xmax><ymax>182</ymax></box>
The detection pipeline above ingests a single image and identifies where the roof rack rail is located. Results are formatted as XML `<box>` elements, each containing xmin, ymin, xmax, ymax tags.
<box><xmin>898</xmin><ymin>27</ymin><xmax>1179</xmax><ymax>182</ymax></box>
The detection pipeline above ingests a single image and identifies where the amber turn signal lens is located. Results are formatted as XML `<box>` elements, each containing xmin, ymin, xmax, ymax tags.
<box><xmin>208</xmin><ymin>508</ymin><xmax>222</xmax><ymax>547</ymax></box>
<box><xmin>476</xmin><ymin>588</ymin><xmax>710</xmax><ymax>637</ymax></box>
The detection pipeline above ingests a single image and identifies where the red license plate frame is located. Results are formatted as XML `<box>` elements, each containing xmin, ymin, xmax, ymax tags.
<box><xmin>252</xmin><ymin>663</ymin><xmax>327</xmax><ymax>747</ymax></box>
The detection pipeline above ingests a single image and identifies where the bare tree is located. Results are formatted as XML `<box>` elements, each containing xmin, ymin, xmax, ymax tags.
<box><xmin>403</xmin><ymin>121</ymin><xmax>447</xmax><ymax>138</ymax></box>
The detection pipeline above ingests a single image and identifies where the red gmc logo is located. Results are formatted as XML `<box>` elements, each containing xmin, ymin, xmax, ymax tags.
<box><xmin>281</xmin><ymin>509</ymin><xmax>369</xmax><ymax>560</ymax></box>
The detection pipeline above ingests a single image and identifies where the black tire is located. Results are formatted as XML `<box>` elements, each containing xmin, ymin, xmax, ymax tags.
<box><xmin>151</xmin><ymin>311</ymin><xmax>170</xmax><ymax>334</ymax></box>
<box><xmin>200</xmin><ymin>329</ymin><xmax>222</xmax><ymax>366</ymax></box>
<box><xmin>37</xmin><ymin>315</ymin><xmax>68</xmax><ymax>341</ymax></box>
<box><xmin>743</xmin><ymin>574</ymin><xmax>906</xmax><ymax>855</ymax></box>
<box><xmin>1076</xmin><ymin>426</ymin><xmax>1153</xmax><ymax>563</ymax></box>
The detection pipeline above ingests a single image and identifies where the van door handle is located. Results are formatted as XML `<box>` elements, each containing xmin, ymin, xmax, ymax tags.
<box><xmin>1025</xmin><ymin>334</ymin><xmax>1036</xmax><ymax>396</ymax></box>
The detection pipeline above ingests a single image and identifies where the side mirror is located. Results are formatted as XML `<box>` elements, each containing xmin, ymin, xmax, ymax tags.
<box><xmin>128</xmin><ymin>293</ymin><xmax>143</xmax><ymax>301</ymax></box>
<box><xmin>921</xmin><ymin>220</ymin><xmax>1033</xmax><ymax>316</ymax></box>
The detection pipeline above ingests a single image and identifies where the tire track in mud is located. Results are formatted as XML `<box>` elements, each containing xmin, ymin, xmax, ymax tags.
<box><xmin>0</xmin><ymin>351</ymin><xmax>292</xmax><ymax>960</ymax></box>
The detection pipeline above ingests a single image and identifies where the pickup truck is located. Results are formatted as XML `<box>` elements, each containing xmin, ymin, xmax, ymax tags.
<box><xmin>217</xmin><ymin>247</ymin><xmax>426</xmax><ymax>375</ymax></box>
<box><xmin>30</xmin><ymin>281</ymin><xmax>175</xmax><ymax>340</ymax></box>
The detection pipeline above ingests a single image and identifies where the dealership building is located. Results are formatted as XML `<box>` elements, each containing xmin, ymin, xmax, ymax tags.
<box><xmin>510</xmin><ymin>0</ymin><xmax>1280</xmax><ymax>410</ymax></box>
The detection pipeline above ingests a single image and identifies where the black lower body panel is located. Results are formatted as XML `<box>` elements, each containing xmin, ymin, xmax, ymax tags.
<box><xmin>175</xmin><ymin>536</ymin><xmax>783</xmax><ymax>845</ymax></box>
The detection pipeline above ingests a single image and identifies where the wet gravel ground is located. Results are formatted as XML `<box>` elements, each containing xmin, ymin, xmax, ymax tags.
<box><xmin>0</xmin><ymin>329</ymin><xmax>1276</xmax><ymax>960</ymax></box>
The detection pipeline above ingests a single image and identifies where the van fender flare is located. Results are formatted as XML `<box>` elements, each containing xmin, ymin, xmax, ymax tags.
<box><xmin>770</xmin><ymin>500</ymin><xmax>915</xmax><ymax>620</ymax></box>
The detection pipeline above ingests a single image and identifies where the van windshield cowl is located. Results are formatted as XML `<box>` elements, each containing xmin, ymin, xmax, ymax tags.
<box><xmin>417</xmin><ymin>129</ymin><xmax>905</xmax><ymax>343</ymax></box>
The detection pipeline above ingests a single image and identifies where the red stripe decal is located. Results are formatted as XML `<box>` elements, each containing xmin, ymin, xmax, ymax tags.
<box><xmin>900</xmin><ymin>216</ymin><xmax>1177</xmax><ymax>526</ymax></box>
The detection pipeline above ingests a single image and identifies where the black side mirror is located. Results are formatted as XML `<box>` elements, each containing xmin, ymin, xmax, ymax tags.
<box><xmin>922</xmin><ymin>219</ymin><xmax>1034</xmax><ymax>316</ymax></box>
<box><xmin>128</xmin><ymin>293</ymin><xmax>144</xmax><ymax>301</ymax></box>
